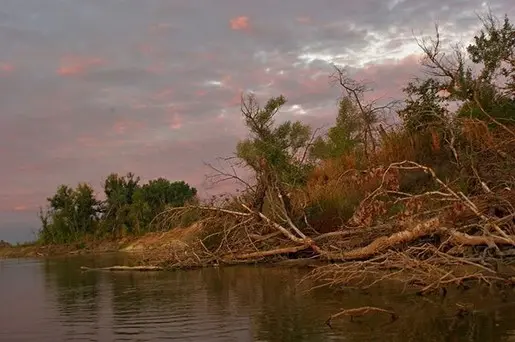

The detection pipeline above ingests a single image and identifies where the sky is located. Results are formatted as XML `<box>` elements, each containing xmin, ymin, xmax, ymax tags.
<box><xmin>1</xmin><ymin>0</ymin><xmax>514</xmax><ymax>243</ymax></box>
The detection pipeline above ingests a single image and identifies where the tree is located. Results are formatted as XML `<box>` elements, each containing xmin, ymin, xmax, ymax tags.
<box><xmin>101</xmin><ymin>172</ymin><xmax>140</xmax><ymax>235</ymax></box>
<box><xmin>329</xmin><ymin>67</ymin><xmax>398</xmax><ymax>157</ymax></box>
<box><xmin>236</xmin><ymin>94</ymin><xmax>312</xmax><ymax>214</ymax></box>
<box><xmin>73</xmin><ymin>183</ymin><xmax>100</xmax><ymax>235</ymax></box>
<box><xmin>467</xmin><ymin>13</ymin><xmax>515</xmax><ymax>96</ymax></box>
<box><xmin>131</xmin><ymin>179</ymin><xmax>197</xmax><ymax>231</ymax></box>
<box><xmin>310</xmin><ymin>97</ymin><xmax>363</xmax><ymax>160</ymax></box>
<box><xmin>40</xmin><ymin>185</ymin><xmax>75</xmax><ymax>243</ymax></box>
<box><xmin>403</xmin><ymin>12</ymin><xmax>515</xmax><ymax>128</ymax></box>
<box><xmin>398</xmin><ymin>78</ymin><xmax>450</xmax><ymax>132</ymax></box>
<box><xmin>39</xmin><ymin>183</ymin><xmax>100</xmax><ymax>243</ymax></box>
<box><xmin>459</xmin><ymin>13</ymin><xmax>515</xmax><ymax>120</ymax></box>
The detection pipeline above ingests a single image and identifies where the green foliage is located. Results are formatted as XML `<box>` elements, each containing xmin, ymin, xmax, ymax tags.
<box><xmin>101</xmin><ymin>172</ymin><xmax>140</xmax><ymax>235</ymax></box>
<box><xmin>401</xmin><ymin>12</ymin><xmax>515</xmax><ymax>132</ymax></box>
<box><xmin>130</xmin><ymin>179</ymin><xmax>198</xmax><ymax>230</ymax></box>
<box><xmin>467</xmin><ymin>13</ymin><xmax>515</xmax><ymax>94</ymax></box>
<box><xmin>398</xmin><ymin>78</ymin><xmax>449</xmax><ymax>132</ymax></box>
<box><xmin>236</xmin><ymin>94</ymin><xmax>313</xmax><ymax>186</ymax></box>
<box><xmin>457</xmin><ymin>89</ymin><xmax>515</xmax><ymax>121</ymax></box>
<box><xmin>310</xmin><ymin>97</ymin><xmax>363</xmax><ymax>159</ymax></box>
<box><xmin>38</xmin><ymin>173</ymin><xmax>197</xmax><ymax>244</ymax></box>
<box><xmin>38</xmin><ymin>183</ymin><xmax>100</xmax><ymax>244</ymax></box>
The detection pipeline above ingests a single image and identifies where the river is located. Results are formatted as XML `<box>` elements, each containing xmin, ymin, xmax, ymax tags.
<box><xmin>1</xmin><ymin>254</ymin><xmax>515</xmax><ymax>341</ymax></box>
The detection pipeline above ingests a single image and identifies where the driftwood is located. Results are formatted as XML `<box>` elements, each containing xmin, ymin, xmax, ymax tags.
<box><xmin>227</xmin><ymin>244</ymin><xmax>311</xmax><ymax>260</ymax></box>
<box><xmin>80</xmin><ymin>266</ymin><xmax>164</xmax><ymax>272</ymax></box>
<box><xmin>333</xmin><ymin>218</ymin><xmax>441</xmax><ymax>261</ymax></box>
<box><xmin>320</xmin><ymin>218</ymin><xmax>515</xmax><ymax>261</ymax></box>
<box><xmin>325</xmin><ymin>306</ymin><xmax>398</xmax><ymax>328</ymax></box>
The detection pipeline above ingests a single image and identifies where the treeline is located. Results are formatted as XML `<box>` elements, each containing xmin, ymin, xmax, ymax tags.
<box><xmin>38</xmin><ymin>173</ymin><xmax>197</xmax><ymax>243</ymax></box>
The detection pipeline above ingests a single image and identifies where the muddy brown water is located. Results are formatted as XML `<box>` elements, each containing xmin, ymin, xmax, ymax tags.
<box><xmin>1</xmin><ymin>254</ymin><xmax>515</xmax><ymax>341</ymax></box>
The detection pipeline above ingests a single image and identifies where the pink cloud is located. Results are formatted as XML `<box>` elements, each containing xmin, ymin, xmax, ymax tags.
<box><xmin>0</xmin><ymin>187</ymin><xmax>48</xmax><ymax>211</ymax></box>
<box><xmin>215</xmin><ymin>112</ymin><xmax>226</xmax><ymax>122</ymax></box>
<box><xmin>76</xmin><ymin>135</ymin><xmax>103</xmax><ymax>148</ymax></box>
<box><xmin>17</xmin><ymin>163</ymin><xmax>44</xmax><ymax>172</ymax></box>
<box><xmin>168</xmin><ymin>112</ymin><xmax>183</xmax><ymax>130</ymax></box>
<box><xmin>151</xmin><ymin>87</ymin><xmax>174</xmax><ymax>100</ymax></box>
<box><xmin>230</xmin><ymin>16</ymin><xmax>250</xmax><ymax>31</ymax></box>
<box><xmin>57</xmin><ymin>55</ymin><xmax>105</xmax><ymax>76</ymax></box>
<box><xmin>195</xmin><ymin>52</ymin><xmax>216</xmax><ymax>61</ymax></box>
<box><xmin>0</xmin><ymin>62</ymin><xmax>15</xmax><ymax>74</ymax></box>
<box><xmin>196</xmin><ymin>89</ymin><xmax>207</xmax><ymax>97</ymax></box>
<box><xmin>295</xmin><ymin>16</ymin><xmax>312</xmax><ymax>24</ymax></box>
<box><xmin>353</xmin><ymin>53</ymin><xmax>424</xmax><ymax>100</ymax></box>
<box><xmin>130</xmin><ymin>101</ymin><xmax>148</xmax><ymax>110</ymax></box>
<box><xmin>227</xmin><ymin>89</ymin><xmax>244</xmax><ymax>107</ymax></box>
<box><xmin>137</xmin><ymin>43</ymin><xmax>155</xmax><ymax>57</ymax></box>
<box><xmin>145</xmin><ymin>62</ymin><xmax>165</xmax><ymax>74</ymax></box>
<box><xmin>112</xmin><ymin>119</ymin><xmax>146</xmax><ymax>135</ymax></box>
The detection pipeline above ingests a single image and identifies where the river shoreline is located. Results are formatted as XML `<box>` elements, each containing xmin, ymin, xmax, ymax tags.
<box><xmin>0</xmin><ymin>237</ymin><xmax>325</xmax><ymax>270</ymax></box>
<box><xmin>0</xmin><ymin>223</ymin><xmax>207</xmax><ymax>260</ymax></box>
<box><xmin>0</xmin><ymin>239</ymin><xmax>130</xmax><ymax>259</ymax></box>
<box><xmin>3</xmin><ymin>223</ymin><xmax>515</xmax><ymax>299</ymax></box>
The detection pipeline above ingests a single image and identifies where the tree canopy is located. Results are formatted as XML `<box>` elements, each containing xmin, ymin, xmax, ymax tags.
<box><xmin>38</xmin><ymin>173</ymin><xmax>197</xmax><ymax>243</ymax></box>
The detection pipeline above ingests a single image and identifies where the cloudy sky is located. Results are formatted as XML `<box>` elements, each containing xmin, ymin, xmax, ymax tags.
<box><xmin>1</xmin><ymin>0</ymin><xmax>514</xmax><ymax>242</ymax></box>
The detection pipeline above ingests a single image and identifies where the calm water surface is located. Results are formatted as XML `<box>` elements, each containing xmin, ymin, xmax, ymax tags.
<box><xmin>1</xmin><ymin>254</ymin><xmax>515</xmax><ymax>341</ymax></box>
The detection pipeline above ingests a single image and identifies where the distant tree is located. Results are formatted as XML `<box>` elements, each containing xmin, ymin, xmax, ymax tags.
<box><xmin>131</xmin><ymin>179</ymin><xmax>197</xmax><ymax>231</ymax></box>
<box><xmin>38</xmin><ymin>173</ymin><xmax>197</xmax><ymax>242</ymax></box>
<box><xmin>39</xmin><ymin>183</ymin><xmax>100</xmax><ymax>243</ymax></box>
<box><xmin>73</xmin><ymin>183</ymin><xmax>100</xmax><ymax>235</ymax></box>
<box><xmin>457</xmin><ymin>13</ymin><xmax>515</xmax><ymax>120</ymax></box>
<box><xmin>101</xmin><ymin>172</ymin><xmax>140</xmax><ymax>235</ymax></box>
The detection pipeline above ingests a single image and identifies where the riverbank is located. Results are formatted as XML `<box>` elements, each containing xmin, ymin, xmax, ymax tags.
<box><xmin>3</xmin><ymin>217</ymin><xmax>515</xmax><ymax>298</ymax></box>
<box><xmin>0</xmin><ymin>223</ymin><xmax>204</xmax><ymax>260</ymax></box>
<box><xmin>0</xmin><ymin>239</ymin><xmax>128</xmax><ymax>259</ymax></box>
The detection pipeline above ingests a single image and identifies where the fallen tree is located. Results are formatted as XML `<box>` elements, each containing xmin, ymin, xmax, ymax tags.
<box><xmin>132</xmin><ymin>158</ymin><xmax>515</xmax><ymax>294</ymax></box>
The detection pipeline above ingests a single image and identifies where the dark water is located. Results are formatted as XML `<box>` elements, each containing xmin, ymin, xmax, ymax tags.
<box><xmin>1</xmin><ymin>255</ymin><xmax>515</xmax><ymax>341</ymax></box>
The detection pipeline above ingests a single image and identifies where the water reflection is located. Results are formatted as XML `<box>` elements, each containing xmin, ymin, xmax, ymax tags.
<box><xmin>1</xmin><ymin>255</ymin><xmax>515</xmax><ymax>341</ymax></box>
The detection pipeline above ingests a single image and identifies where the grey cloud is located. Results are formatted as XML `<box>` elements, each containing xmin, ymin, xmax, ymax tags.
<box><xmin>81</xmin><ymin>67</ymin><xmax>159</xmax><ymax>85</ymax></box>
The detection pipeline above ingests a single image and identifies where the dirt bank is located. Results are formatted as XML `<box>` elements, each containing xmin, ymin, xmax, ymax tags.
<box><xmin>0</xmin><ymin>224</ymin><xmax>204</xmax><ymax>260</ymax></box>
